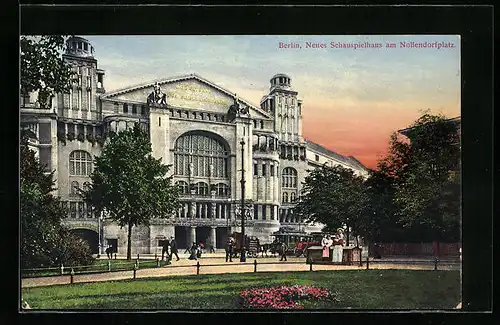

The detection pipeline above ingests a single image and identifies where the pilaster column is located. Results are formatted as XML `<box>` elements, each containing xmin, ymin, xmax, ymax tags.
<box><xmin>210</xmin><ymin>226</ymin><xmax>217</xmax><ymax>249</ymax></box>
<box><xmin>184</xmin><ymin>203</ymin><xmax>188</xmax><ymax>218</ymax></box>
<box><xmin>190</xmin><ymin>226</ymin><xmax>196</xmax><ymax>246</ymax></box>
<box><xmin>204</xmin><ymin>203</ymin><xmax>208</xmax><ymax>218</ymax></box>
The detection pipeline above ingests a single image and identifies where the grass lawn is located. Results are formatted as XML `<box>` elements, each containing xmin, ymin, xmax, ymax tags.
<box><xmin>21</xmin><ymin>270</ymin><xmax>460</xmax><ymax>310</ymax></box>
<box><xmin>22</xmin><ymin>259</ymin><xmax>166</xmax><ymax>278</ymax></box>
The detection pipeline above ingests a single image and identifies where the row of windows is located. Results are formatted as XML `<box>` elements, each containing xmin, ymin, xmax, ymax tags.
<box><xmin>122</xmin><ymin>103</ymin><xmax>146</xmax><ymax>115</ymax></box>
<box><xmin>62</xmin><ymin>201</ymin><xmax>94</xmax><ymax>219</ymax></box>
<box><xmin>175</xmin><ymin>181</ymin><xmax>229</xmax><ymax>196</ymax></box>
<box><xmin>70</xmin><ymin>181</ymin><xmax>90</xmax><ymax>196</ymax></box>
<box><xmin>282</xmin><ymin>192</ymin><xmax>297</xmax><ymax>203</ymax></box>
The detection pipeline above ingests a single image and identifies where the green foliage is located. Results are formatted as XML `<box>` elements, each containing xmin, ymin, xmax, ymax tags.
<box><xmin>20</xmin><ymin>135</ymin><xmax>94</xmax><ymax>268</ymax></box>
<box><xmin>379</xmin><ymin>113</ymin><xmax>461</xmax><ymax>242</ymax></box>
<box><xmin>20</xmin><ymin>35</ymin><xmax>77</xmax><ymax>108</ymax></box>
<box><xmin>295</xmin><ymin>164</ymin><xmax>369</xmax><ymax>243</ymax></box>
<box><xmin>83</xmin><ymin>124</ymin><xmax>181</xmax><ymax>260</ymax></box>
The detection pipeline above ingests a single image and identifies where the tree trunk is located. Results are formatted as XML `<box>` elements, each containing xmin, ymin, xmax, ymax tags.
<box><xmin>127</xmin><ymin>223</ymin><xmax>133</xmax><ymax>261</ymax></box>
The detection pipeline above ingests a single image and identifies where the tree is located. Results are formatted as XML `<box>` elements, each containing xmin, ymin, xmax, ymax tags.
<box><xmin>384</xmin><ymin>113</ymin><xmax>461</xmax><ymax>242</ymax></box>
<box><xmin>295</xmin><ymin>164</ymin><xmax>369</xmax><ymax>247</ymax></box>
<box><xmin>20</xmin><ymin>134</ymin><xmax>94</xmax><ymax>268</ymax></box>
<box><xmin>20</xmin><ymin>35</ymin><xmax>77</xmax><ymax>108</ymax></box>
<box><xmin>83</xmin><ymin>124</ymin><xmax>181</xmax><ymax>260</ymax></box>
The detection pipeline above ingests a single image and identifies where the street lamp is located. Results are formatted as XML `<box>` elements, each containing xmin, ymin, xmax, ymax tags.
<box><xmin>239</xmin><ymin>138</ymin><xmax>246</xmax><ymax>262</ymax></box>
<box><xmin>97</xmin><ymin>209</ymin><xmax>104</xmax><ymax>258</ymax></box>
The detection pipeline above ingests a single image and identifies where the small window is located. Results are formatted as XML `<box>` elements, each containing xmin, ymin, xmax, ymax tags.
<box><xmin>260</xmin><ymin>120</ymin><xmax>264</xmax><ymax>129</ymax></box>
<box><xmin>78</xmin><ymin>42</ymin><xmax>82</xmax><ymax>50</ymax></box>
<box><xmin>262</xmin><ymin>164</ymin><xmax>266</xmax><ymax>176</ymax></box>
<box><xmin>262</xmin><ymin>205</ymin><xmax>267</xmax><ymax>220</ymax></box>
<box><xmin>270</xmin><ymin>164</ymin><xmax>275</xmax><ymax>177</ymax></box>
<box><xmin>254</xmin><ymin>205</ymin><xmax>258</xmax><ymax>220</ymax></box>
<box><xmin>141</xmin><ymin>105</ymin><xmax>146</xmax><ymax>115</ymax></box>
<box><xmin>282</xmin><ymin>192</ymin><xmax>288</xmax><ymax>203</ymax></box>
<box><xmin>254</xmin><ymin>163</ymin><xmax>258</xmax><ymax>176</ymax></box>
<box><xmin>270</xmin><ymin>206</ymin><xmax>275</xmax><ymax>220</ymax></box>
<box><xmin>315</xmin><ymin>154</ymin><xmax>319</xmax><ymax>162</ymax></box>
<box><xmin>290</xmin><ymin>192</ymin><xmax>296</xmax><ymax>202</ymax></box>
<box><xmin>84</xmin><ymin>43</ymin><xmax>88</xmax><ymax>51</ymax></box>
<box><xmin>159</xmin><ymin>117</ymin><xmax>161</xmax><ymax>127</ymax></box>
<box><xmin>123</xmin><ymin>103</ymin><xmax>128</xmax><ymax>114</ymax></box>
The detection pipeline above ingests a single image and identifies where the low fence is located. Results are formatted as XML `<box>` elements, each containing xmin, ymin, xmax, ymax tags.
<box><xmin>22</xmin><ymin>256</ymin><xmax>461</xmax><ymax>286</ymax></box>
<box><xmin>369</xmin><ymin>242</ymin><xmax>461</xmax><ymax>257</ymax></box>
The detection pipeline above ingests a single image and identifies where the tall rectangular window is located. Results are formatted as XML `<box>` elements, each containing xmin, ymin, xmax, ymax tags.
<box><xmin>262</xmin><ymin>164</ymin><xmax>266</xmax><ymax>176</ymax></box>
<box><xmin>254</xmin><ymin>205</ymin><xmax>258</xmax><ymax>220</ymax></box>
<box><xmin>270</xmin><ymin>164</ymin><xmax>275</xmax><ymax>177</ymax></box>
<box><xmin>270</xmin><ymin>206</ymin><xmax>275</xmax><ymax>220</ymax></box>
<box><xmin>254</xmin><ymin>163</ymin><xmax>258</xmax><ymax>176</ymax></box>
<box><xmin>262</xmin><ymin>205</ymin><xmax>267</xmax><ymax>220</ymax></box>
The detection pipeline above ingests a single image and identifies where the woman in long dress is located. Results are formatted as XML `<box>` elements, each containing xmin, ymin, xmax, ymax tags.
<box><xmin>321</xmin><ymin>235</ymin><xmax>332</xmax><ymax>261</ymax></box>
<box><xmin>332</xmin><ymin>228</ymin><xmax>345</xmax><ymax>263</ymax></box>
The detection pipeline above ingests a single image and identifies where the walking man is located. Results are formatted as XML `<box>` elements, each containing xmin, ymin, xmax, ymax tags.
<box><xmin>170</xmin><ymin>236</ymin><xmax>180</xmax><ymax>261</ymax></box>
<box><xmin>226</xmin><ymin>236</ymin><xmax>235</xmax><ymax>262</ymax></box>
<box><xmin>279</xmin><ymin>241</ymin><xmax>288</xmax><ymax>261</ymax></box>
<box><xmin>161</xmin><ymin>239</ymin><xmax>170</xmax><ymax>261</ymax></box>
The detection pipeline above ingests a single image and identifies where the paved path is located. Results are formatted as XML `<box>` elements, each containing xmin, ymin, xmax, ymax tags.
<box><xmin>21</xmin><ymin>256</ymin><xmax>459</xmax><ymax>289</ymax></box>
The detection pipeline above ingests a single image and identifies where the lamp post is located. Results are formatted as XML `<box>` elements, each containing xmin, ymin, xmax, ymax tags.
<box><xmin>240</xmin><ymin>138</ymin><xmax>246</xmax><ymax>262</ymax></box>
<box><xmin>98</xmin><ymin>210</ymin><xmax>104</xmax><ymax>258</ymax></box>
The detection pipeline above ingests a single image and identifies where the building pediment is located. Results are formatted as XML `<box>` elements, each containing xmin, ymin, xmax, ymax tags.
<box><xmin>101</xmin><ymin>74</ymin><xmax>271</xmax><ymax>119</ymax></box>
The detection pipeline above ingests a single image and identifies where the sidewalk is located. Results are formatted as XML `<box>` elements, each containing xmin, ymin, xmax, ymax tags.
<box><xmin>21</xmin><ymin>255</ymin><xmax>458</xmax><ymax>289</ymax></box>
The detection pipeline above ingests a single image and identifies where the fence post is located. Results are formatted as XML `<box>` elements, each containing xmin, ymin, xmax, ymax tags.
<box><xmin>434</xmin><ymin>257</ymin><xmax>438</xmax><ymax>271</ymax></box>
<box><xmin>60</xmin><ymin>264</ymin><xmax>64</xmax><ymax>276</ymax></box>
<box><xmin>196</xmin><ymin>261</ymin><xmax>200</xmax><ymax>275</ymax></box>
<box><xmin>108</xmin><ymin>260</ymin><xmax>111</xmax><ymax>272</ymax></box>
<box><xmin>366</xmin><ymin>256</ymin><xmax>369</xmax><ymax>270</ymax></box>
<box><xmin>133</xmin><ymin>264</ymin><xmax>137</xmax><ymax>279</ymax></box>
<box><xmin>309</xmin><ymin>260</ymin><xmax>313</xmax><ymax>272</ymax></box>
<box><xmin>254</xmin><ymin>259</ymin><xmax>257</xmax><ymax>273</ymax></box>
<box><xmin>70</xmin><ymin>268</ymin><xmax>74</xmax><ymax>284</ymax></box>
<box><xmin>155</xmin><ymin>253</ymin><xmax>157</xmax><ymax>260</ymax></box>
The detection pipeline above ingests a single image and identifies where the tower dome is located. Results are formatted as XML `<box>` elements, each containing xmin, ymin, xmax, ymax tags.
<box><xmin>65</xmin><ymin>36</ymin><xmax>95</xmax><ymax>58</ymax></box>
<box><xmin>270</xmin><ymin>73</ymin><xmax>292</xmax><ymax>90</ymax></box>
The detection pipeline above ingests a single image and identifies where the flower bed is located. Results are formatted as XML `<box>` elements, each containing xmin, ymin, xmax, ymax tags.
<box><xmin>239</xmin><ymin>285</ymin><xmax>338</xmax><ymax>309</ymax></box>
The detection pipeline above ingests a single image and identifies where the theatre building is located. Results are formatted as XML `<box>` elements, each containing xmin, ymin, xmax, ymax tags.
<box><xmin>20</xmin><ymin>36</ymin><xmax>368</xmax><ymax>254</ymax></box>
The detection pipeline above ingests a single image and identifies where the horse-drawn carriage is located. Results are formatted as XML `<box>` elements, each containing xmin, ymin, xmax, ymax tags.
<box><xmin>230</xmin><ymin>232</ymin><xmax>261</xmax><ymax>258</ymax></box>
<box><xmin>269</xmin><ymin>228</ymin><xmax>319</xmax><ymax>257</ymax></box>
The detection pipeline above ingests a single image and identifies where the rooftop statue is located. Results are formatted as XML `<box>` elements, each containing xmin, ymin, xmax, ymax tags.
<box><xmin>147</xmin><ymin>82</ymin><xmax>167</xmax><ymax>107</ymax></box>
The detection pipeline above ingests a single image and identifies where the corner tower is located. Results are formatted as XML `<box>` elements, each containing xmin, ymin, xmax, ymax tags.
<box><xmin>57</xmin><ymin>36</ymin><xmax>105</xmax><ymax>121</ymax></box>
<box><xmin>260</xmin><ymin>74</ymin><xmax>304</xmax><ymax>144</ymax></box>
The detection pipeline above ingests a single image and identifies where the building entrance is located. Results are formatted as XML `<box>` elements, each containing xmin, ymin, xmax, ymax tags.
<box><xmin>175</xmin><ymin>226</ymin><xmax>188</xmax><ymax>249</ymax></box>
<box><xmin>216</xmin><ymin>227</ymin><xmax>229</xmax><ymax>249</ymax></box>
<box><xmin>196</xmin><ymin>226</ymin><xmax>211</xmax><ymax>246</ymax></box>
<box><xmin>71</xmin><ymin>228</ymin><xmax>99</xmax><ymax>254</ymax></box>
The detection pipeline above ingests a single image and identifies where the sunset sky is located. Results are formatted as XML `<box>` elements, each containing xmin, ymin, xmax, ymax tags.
<box><xmin>84</xmin><ymin>35</ymin><xmax>461</xmax><ymax>170</ymax></box>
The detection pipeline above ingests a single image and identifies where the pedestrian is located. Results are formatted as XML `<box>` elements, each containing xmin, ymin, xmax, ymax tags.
<box><xmin>196</xmin><ymin>243</ymin><xmax>203</xmax><ymax>258</ymax></box>
<box><xmin>209</xmin><ymin>244</ymin><xmax>216</xmax><ymax>253</ymax></box>
<box><xmin>170</xmin><ymin>236</ymin><xmax>180</xmax><ymax>261</ymax></box>
<box><xmin>226</xmin><ymin>236</ymin><xmax>235</xmax><ymax>262</ymax></box>
<box><xmin>105</xmin><ymin>245</ymin><xmax>113</xmax><ymax>259</ymax></box>
<box><xmin>279</xmin><ymin>241</ymin><xmax>288</xmax><ymax>261</ymax></box>
<box><xmin>188</xmin><ymin>242</ymin><xmax>198</xmax><ymax>260</ymax></box>
<box><xmin>161</xmin><ymin>239</ymin><xmax>170</xmax><ymax>261</ymax></box>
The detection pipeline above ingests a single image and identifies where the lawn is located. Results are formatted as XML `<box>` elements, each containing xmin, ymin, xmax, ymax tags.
<box><xmin>21</xmin><ymin>270</ymin><xmax>460</xmax><ymax>310</ymax></box>
<box><xmin>22</xmin><ymin>259</ymin><xmax>166</xmax><ymax>278</ymax></box>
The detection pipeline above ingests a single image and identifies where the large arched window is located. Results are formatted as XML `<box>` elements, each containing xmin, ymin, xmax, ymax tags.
<box><xmin>175</xmin><ymin>181</ymin><xmax>189</xmax><ymax>194</ymax></box>
<box><xmin>282</xmin><ymin>167</ymin><xmax>298</xmax><ymax>188</ymax></box>
<box><xmin>69</xmin><ymin>150</ymin><xmax>93</xmax><ymax>176</ymax></box>
<box><xmin>174</xmin><ymin>133</ymin><xmax>229</xmax><ymax>178</ymax></box>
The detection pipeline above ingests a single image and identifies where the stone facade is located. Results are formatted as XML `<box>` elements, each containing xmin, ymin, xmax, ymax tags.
<box><xmin>20</xmin><ymin>36</ymin><xmax>369</xmax><ymax>254</ymax></box>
